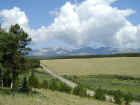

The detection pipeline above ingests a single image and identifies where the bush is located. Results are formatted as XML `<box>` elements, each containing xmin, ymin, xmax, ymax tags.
<box><xmin>29</xmin><ymin>72</ymin><xmax>40</xmax><ymax>88</ymax></box>
<box><xmin>20</xmin><ymin>77</ymin><xmax>31</xmax><ymax>93</ymax></box>
<box><xmin>48</xmin><ymin>79</ymin><xmax>72</xmax><ymax>93</ymax></box>
<box><xmin>58</xmin><ymin>82</ymin><xmax>71</xmax><ymax>93</ymax></box>
<box><xmin>73</xmin><ymin>85</ymin><xmax>87</xmax><ymax>97</ymax></box>
<box><xmin>41</xmin><ymin>80</ymin><xmax>49</xmax><ymax>89</ymax></box>
<box><xmin>29</xmin><ymin>59</ymin><xmax>40</xmax><ymax>68</ymax></box>
<box><xmin>94</xmin><ymin>88</ymin><xmax>105</xmax><ymax>100</ymax></box>
<box><xmin>48</xmin><ymin>79</ymin><xmax>58</xmax><ymax>91</ymax></box>
<box><xmin>124</xmin><ymin>93</ymin><xmax>133</xmax><ymax>105</ymax></box>
<box><xmin>114</xmin><ymin>90</ymin><xmax>123</xmax><ymax>105</ymax></box>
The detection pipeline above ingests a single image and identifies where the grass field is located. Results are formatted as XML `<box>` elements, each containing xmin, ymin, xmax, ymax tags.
<box><xmin>34</xmin><ymin>69</ymin><xmax>54</xmax><ymax>82</ymax></box>
<box><xmin>63</xmin><ymin>74</ymin><xmax>140</xmax><ymax>100</ymax></box>
<box><xmin>41</xmin><ymin>57</ymin><xmax>140</xmax><ymax>77</ymax></box>
<box><xmin>0</xmin><ymin>70</ymin><xmax>116</xmax><ymax>105</ymax></box>
<box><xmin>0</xmin><ymin>89</ymin><xmax>115</xmax><ymax>105</ymax></box>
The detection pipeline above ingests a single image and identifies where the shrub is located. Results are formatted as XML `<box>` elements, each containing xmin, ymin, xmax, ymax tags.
<box><xmin>29</xmin><ymin>59</ymin><xmax>40</xmax><ymax>68</ymax></box>
<box><xmin>114</xmin><ymin>90</ymin><xmax>123</xmax><ymax>105</ymax></box>
<box><xmin>48</xmin><ymin>79</ymin><xmax>58</xmax><ymax>91</ymax></box>
<box><xmin>58</xmin><ymin>82</ymin><xmax>71</xmax><ymax>93</ymax></box>
<box><xmin>41</xmin><ymin>80</ymin><xmax>49</xmax><ymax>89</ymax></box>
<box><xmin>124</xmin><ymin>93</ymin><xmax>133</xmax><ymax>105</ymax></box>
<box><xmin>29</xmin><ymin>72</ymin><xmax>40</xmax><ymax>88</ymax></box>
<box><xmin>48</xmin><ymin>79</ymin><xmax>72</xmax><ymax>93</ymax></box>
<box><xmin>94</xmin><ymin>88</ymin><xmax>105</xmax><ymax>100</ymax></box>
<box><xmin>73</xmin><ymin>85</ymin><xmax>87</xmax><ymax>97</ymax></box>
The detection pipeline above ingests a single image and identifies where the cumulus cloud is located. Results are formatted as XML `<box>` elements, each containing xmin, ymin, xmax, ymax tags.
<box><xmin>0</xmin><ymin>7</ymin><xmax>28</xmax><ymax>30</ymax></box>
<box><xmin>0</xmin><ymin>0</ymin><xmax>140</xmax><ymax>49</ymax></box>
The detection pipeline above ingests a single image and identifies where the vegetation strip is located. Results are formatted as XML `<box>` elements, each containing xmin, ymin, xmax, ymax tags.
<box><xmin>63</xmin><ymin>74</ymin><xmax>140</xmax><ymax>101</ymax></box>
<box><xmin>37</xmin><ymin>53</ymin><xmax>140</xmax><ymax>60</ymax></box>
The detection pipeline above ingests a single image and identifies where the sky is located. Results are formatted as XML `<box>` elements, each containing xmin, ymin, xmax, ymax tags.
<box><xmin>0</xmin><ymin>0</ymin><xmax>140</xmax><ymax>50</ymax></box>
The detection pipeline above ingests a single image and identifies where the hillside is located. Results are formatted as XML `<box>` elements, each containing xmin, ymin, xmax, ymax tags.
<box><xmin>0</xmin><ymin>89</ymin><xmax>115</xmax><ymax>105</ymax></box>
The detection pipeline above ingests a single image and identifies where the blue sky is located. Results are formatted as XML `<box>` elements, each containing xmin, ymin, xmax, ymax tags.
<box><xmin>112</xmin><ymin>0</ymin><xmax>140</xmax><ymax>25</ymax></box>
<box><xmin>0</xmin><ymin>0</ymin><xmax>140</xmax><ymax>50</ymax></box>
<box><xmin>0</xmin><ymin>0</ymin><xmax>81</xmax><ymax>29</ymax></box>
<box><xmin>0</xmin><ymin>0</ymin><xmax>140</xmax><ymax>28</ymax></box>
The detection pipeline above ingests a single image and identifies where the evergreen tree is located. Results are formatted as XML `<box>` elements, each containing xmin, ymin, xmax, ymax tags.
<box><xmin>21</xmin><ymin>77</ymin><xmax>30</xmax><ymax>92</ymax></box>
<box><xmin>0</xmin><ymin>24</ymin><xmax>32</xmax><ymax>89</ymax></box>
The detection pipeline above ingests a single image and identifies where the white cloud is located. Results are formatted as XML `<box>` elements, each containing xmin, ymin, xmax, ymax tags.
<box><xmin>0</xmin><ymin>7</ymin><xmax>28</xmax><ymax>30</ymax></box>
<box><xmin>116</xmin><ymin>24</ymin><xmax>140</xmax><ymax>49</ymax></box>
<box><xmin>0</xmin><ymin>0</ymin><xmax>140</xmax><ymax>49</ymax></box>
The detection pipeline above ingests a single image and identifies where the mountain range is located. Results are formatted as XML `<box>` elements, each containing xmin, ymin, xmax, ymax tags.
<box><xmin>29</xmin><ymin>46</ymin><xmax>140</xmax><ymax>58</ymax></box>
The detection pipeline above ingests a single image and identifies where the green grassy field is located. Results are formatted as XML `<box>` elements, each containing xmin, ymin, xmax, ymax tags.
<box><xmin>1</xmin><ymin>56</ymin><xmax>140</xmax><ymax>105</ymax></box>
<box><xmin>63</xmin><ymin>74</ymin><xmax>140</xmax><ymax>100</ymax></box>
<box><xmin>41</xmin><ymin>57</ymin><xmax>140</xmax><ymax>77</ymax></box>
<box><xmin>0</xmin><ymin>88</ymin><xmax>116</xmax><ymax>105</ymax></box>
<box><xmin>41</xmin><ymin>57</ymin><xmax>140</xmax><ymax>101</ymax></box>
<box><xmin>34</xmin><ymin>69</ymin><xmax>54</xmax><ymax>82</ymax></box>
<box><xmin>0</xmin><ymin>70</ymin><xmax>116</xmax><ymax>105</ymax></box>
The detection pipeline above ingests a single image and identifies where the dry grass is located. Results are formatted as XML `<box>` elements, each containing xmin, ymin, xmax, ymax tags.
<box><xmin>0</xmin><ymin>89</ymin><xmax>115</xmax><ymax>105</ymax></box>
<box><xmin>41</xmin><ymin>57</ymin><xmax>140</xmax><ymax>77</ymax></box>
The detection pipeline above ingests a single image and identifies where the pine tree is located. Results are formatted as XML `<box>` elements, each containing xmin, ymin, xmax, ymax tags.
<box><xmin>0</xmin><ymin>24</ymin><xmax>32</xmax><ymax>90</ymax></box>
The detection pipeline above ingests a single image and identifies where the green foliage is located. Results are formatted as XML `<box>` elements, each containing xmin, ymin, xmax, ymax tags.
<box><xmin>58</xmin><ymin>82</ymin><xmax>71</xmax><ymax>93</ymax></box>
<box><xmin>48</xmin><ymin>79</ymin><xmax>58</xmax><ymax>91</ymax></box>
<box><xmin>28</xmin><ymin>59</ymin><xmax>40</xmax><ymax>69</ymax></box>
<box><xmin>124</xmin><ymin>93</ymin><xmax>133</xmax><ymax>105</ymax></box>
<box><xmin>44</xmin><ymin>78</ymin><xmax>72</xmax><ymax>93</ymax></box>
<box><xmin>21</xmin><ymin>77</ymin><xmax>30</xmax><ymax>93</ymax></box>
<box><xmin>114</xmin><ymin>75</ymin><xmax>140</xmax><ymax>81</ymax></box>
<box><xmin>43</xmin><ymin>53</ymin><xmax>140</xmax><ymax>60</ymax></box>
<box><xmin>63</xmin><ymin>75</ymin><xmax>79</xmax><ymax>83</ymax></box>
<box><xmin>0</xmin><ymin>64</ymin><xmax>2</xmax><ymax>80</ymax></box>
<box><xmin>22</xmin><ymin>77</ymin><xmax>29</xmax><ymax>89</ymax></box>
<box><xmin>73</xmin><ymin>85</ymin><xmax>87</xmax><ymax>97</ymax></box>
<box><xmin>41</xmin><ymin>80</ymin><xmax>49</xmax><ymax>89</ymax></box>
<box><xmin>114</xmin><ymin>90</ymin><xmax>123</xmax><ymax>105</ymax></box>
<box><xmin>94</xmin><ymin>88</ymin><xmax>105</xmax><ymax>100</ymax></box>
<box><xmin>0</xmin><ymin>24</ymin><xmax>32</xmax><ymax>89</ymax></box>
<box><xmin>64</xmin><ymin>74</ymin><xmax>139</xmax><ymax>102</ymax></box>
<box><xmin>2</xmin><ymin>69</ymin><xmax>12</xmax><ymax>87</ymax></box>
<box><xmin>29</xmin><ymin>72</ymin><xmax>40</xmax><ymax>88</ymax></box>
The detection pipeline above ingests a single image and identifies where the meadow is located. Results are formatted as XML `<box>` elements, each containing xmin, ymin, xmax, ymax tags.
<box><xmin>1</xmin><ymin>57</ymin><xmax>139</xmax><ymax>105</ymax></box>
<box><xmin>41</xmin><ymin>57</ymin><xmax>140</xmax><ymax>77</ymax></box>
<box><xmin>1</xmin><ymin>68</ymin><xmax>114</xmax><ymax>105</ymax></box>
<box><xmin>0</xmin><ymin>65</ymin><xmax>122</xmax><ymax>105</ymax></box>
<box><xmin>41</xmin><ymin>57</ymin><xmax>140</xmax><ymax>101</ymax></box>
<box><xmin>34</xmin><ymin>68</ymin><xmax>54</xmax><ymax>82</ymax></box>
<box><xmin>63</xmin><ymin>74</ymin><xmax>140</xmax><ymax>101</ymax></box>
<box><xmin>0</xmin><ymin>89</ymin><xmax>115</xmax><ymax>105</ymax></box>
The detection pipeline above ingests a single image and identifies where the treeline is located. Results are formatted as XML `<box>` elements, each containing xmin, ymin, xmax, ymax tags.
<box><xmin>38</xmin><ymin>52</ymin><xmax>140</xmax><ymax>60</ymax></box>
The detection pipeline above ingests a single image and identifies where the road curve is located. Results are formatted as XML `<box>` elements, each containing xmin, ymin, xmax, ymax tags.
<box><xmin>41</xmin><ymin>64</ymin><xmax>140</xmax><ymax>105</ymax></box>
<box><xmin>41</xmin><ymin>64</ymin><xmax>77</xmax><ymax>88</ymax></box>
<box><xmin>41</xmin><ymin>64</ymin><xmax>95</xmax><ymax>96</ymax></box>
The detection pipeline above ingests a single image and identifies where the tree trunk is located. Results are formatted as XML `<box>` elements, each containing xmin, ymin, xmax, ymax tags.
<box><xmin>11</xmin><ymin>80</ymin><xmax>13</xmax><ymax>89</ymax></box>
<box><xmin>1</xmin><ymin>80</ymin><xmax>3</xmax><ymax>88</ymax></box>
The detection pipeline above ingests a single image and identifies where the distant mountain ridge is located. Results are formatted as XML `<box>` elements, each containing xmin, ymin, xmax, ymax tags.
<box><xmin>29</xmin><ymin>46</ymin><xmax>140</xmax><ymax>58</ymax></box>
